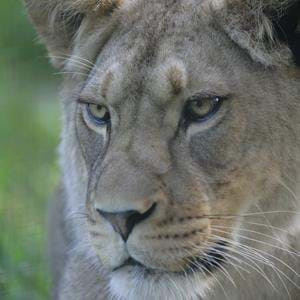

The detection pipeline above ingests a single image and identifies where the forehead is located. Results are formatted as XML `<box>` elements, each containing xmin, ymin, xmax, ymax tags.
<box><xmin>98</xmin><ymin>0</ymin><xmax>230</xmax><ymax>66</ymax></box>
<box><xmin>79</xmin><ymin>0</ymin><xmax>237</xmax><ymax>102</ymax></box>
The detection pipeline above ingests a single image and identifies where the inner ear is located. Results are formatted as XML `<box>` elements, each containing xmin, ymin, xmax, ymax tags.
<box><xmin>271</xmin><ymin>1</ymin><xmax>300</xmax><ymax>66</ymax></box>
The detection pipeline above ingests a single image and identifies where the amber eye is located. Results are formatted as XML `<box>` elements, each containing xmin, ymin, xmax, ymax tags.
<box><xmin>86</xmin><ymin>103</ymin><xmax>111</xmax><ymax>126</ymax></box>
<box><xmin>184</xmin><ymin>95</ymin><xmax>224</xmax><ymax>123</ymax></box>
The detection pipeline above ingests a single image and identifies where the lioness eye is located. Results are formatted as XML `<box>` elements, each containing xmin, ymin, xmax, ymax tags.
<box><xmin>184</xmin><ymin>95</ymin><xmax>223</xmax><ymax>123</ymax></box>
<box><xmin>86</xmin><ymin>103</ymin><xmax>111</xmax><ymax>125</ymax></box>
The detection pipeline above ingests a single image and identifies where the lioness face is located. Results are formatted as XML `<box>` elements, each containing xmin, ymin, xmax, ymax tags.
<box><xmin>56</xmin><ymin>1</ymin><xmax>300</xmax><ymax>298</ymax></box>
<box><xmin>26</xmin><ymin>0</ymin><xmax>300</xmax><ymax>299</ymax></box>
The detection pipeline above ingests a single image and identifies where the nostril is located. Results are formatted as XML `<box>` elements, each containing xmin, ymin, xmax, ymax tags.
<box><xmin>127</xmin><ymin>202</ymin><xmax>156</xmax><ymax>230</ymax></box>
<box><xmin>96</xmin><ymin>203</ymin><xmax>156</xmax><ymax>241</ymax></box>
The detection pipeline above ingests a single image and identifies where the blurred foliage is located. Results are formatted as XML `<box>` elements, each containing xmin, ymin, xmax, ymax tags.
<box><xmin>0</xmin><ymin>1</ymin><xmax>61</xmax><ymax>299</ymax></box>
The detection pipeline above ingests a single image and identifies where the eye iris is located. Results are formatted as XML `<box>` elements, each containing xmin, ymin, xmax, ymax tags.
<box><xmin>87</xmin><ymin>103</ymin><xmax>110</xmax><ymax>125</ymax></box>
<box><xmin>191</xmin><ymin>98</ymin><xmax>214</xmax><ymax>116</ymax></box>
<box><xmin>185</xmin><ymin>96</ymin><xmax>221</xmax><ymax>122</ymax></box>
<box><xmin>91</xmin><ymin>105</ymin><xmax>106</xmax><ymax>118</ymax></box>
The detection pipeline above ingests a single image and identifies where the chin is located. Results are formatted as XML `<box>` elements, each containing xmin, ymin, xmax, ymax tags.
<box><xmin>109</xmin><ymin>265</ymin><xmax>213</xmax><ymax>300</ymax></box>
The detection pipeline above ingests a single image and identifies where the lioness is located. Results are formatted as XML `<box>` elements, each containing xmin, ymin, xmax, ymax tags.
<box><xmin>25</xmin><ymin>0</ymin><xmax>300</xmax><ymax>299</ymax></box>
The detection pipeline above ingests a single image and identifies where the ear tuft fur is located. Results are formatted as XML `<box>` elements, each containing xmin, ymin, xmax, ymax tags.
<box><xmin>24</xmin><ymin>0</ymin><xmax>122</xmax><ymax>68</ymax></box>
<box><xmin>215</xmin><ymin>0</ymin><xmax>300</xmax><ymax>67</ymax></box>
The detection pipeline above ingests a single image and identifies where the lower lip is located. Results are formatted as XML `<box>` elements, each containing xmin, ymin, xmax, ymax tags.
<box><xmin>113</xmin><ymin>258</ymin><xmax>144</xmax><ymax>272</ymax></box>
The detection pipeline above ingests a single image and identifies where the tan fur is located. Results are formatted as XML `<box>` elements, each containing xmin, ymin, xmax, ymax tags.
<box><xmin>167</xmin><ymin>65</ymin><xmax>187</xmax><ymax>95</ymax></box>
<box><xmin>25</xmin><ymin>0</ymin><xmax>300</xmax><ymax>299</ymax></box>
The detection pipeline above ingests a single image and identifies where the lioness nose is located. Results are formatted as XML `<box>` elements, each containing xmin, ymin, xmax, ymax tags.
<box><xmin>97</xmin><ymin>203</ymin><xmax>156</xmax><ymax>241</ymax></box>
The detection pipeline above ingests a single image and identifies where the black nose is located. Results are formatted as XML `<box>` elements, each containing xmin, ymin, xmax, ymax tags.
<box><xmin>97</xmin><ymin>203</ymin><xmax>156</xmax><ymax>241</ymax></box>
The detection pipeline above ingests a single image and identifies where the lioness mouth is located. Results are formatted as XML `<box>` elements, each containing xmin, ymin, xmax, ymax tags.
<box><xmin>114</xmin><ymin>241</ymin><xmax>228</xmax><ymax>276</ymax></box>
<box><xmin>113</xmin><ymin>257</ymin><xmax>144</xmax><ymax>272</ymax></box>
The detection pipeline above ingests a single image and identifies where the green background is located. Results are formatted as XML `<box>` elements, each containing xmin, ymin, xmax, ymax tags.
<box><xmin>0</xmin><ymin>1</ymin><xmax>61</xmax><ymax>299</ymax></box>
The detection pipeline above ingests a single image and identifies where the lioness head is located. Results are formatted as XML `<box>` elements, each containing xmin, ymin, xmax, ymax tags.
<box><xmin>26</xmin><ymin>0</ymin><xmax>300</xmax><ymax>299</ymax></box>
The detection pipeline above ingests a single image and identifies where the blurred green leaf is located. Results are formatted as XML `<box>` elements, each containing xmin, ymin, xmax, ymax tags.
<box><xmin>0</xmin><ymin>1</ymin><xmax>61</xmax><ymax>299</ymax></box>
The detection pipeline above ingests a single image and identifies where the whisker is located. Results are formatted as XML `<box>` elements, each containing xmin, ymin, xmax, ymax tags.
<box><xmin>51</xmin><ymin>53</ymin><xmax>95</xmax><ymax>67</ymax></box>
<box><xmin>240</xmin><ymin>242</ymin><xmax>300</xmax><ymax>280</ymax></box>
<box><xmin>50</xmin><ymin>55</ymin><xmax>94</xmax><ymax>72</ymax></box>
<box><xmin>55</xmin><ymin>71</ymin><xmax>89</xmax><ymax>77</ymax></box>
<box><xmin>202</xmin><ymin>243</ymin><xmax>249</xmax><ymax>279</ymax></box>
<box><xmin>277</xmin><ymin>178</ymin><xmax>299</xmax><ymax>207</ymax></box>
<box><xmin>186</xmin><ymin>239</ymin><xmax>249</xmax><ymax>285</ymax></box>
<box><xmin>211</xmin><ymin>227</ymin><xmax>300</xmax><ymax>257</ymax></box>
<box><xmin>240</xmin><ymin>220</ymin><xmax>294</xmax><ymax>236</ymax></box>
<box><xmin>235</xmin><ymin>245</ymin><xmax>291</xmax><ymax>299</ymax></box>
<box><xmin>188</xmin><ymin>242</ymin><xmax>237</xmax><ymax>288</ymax></box>
<box><xmin>207</xmin><ymin>235</ymin><xmax>277</xmax><ymax>291</ymax></box>
<box><xmin>238</xmin><ymin>219</ymin><xmax>300</xmax><ymax>254</ymax></box>
<box><xmin>211</xmin><ymin>225</ymin><xmax>299</xmax><ymax>254</ymax></box>
<box><xmin>234</xmin><ymin>242</ymin><xmax>297</xmax><ymax>298</ymax></box>
<box><xmin>182</xmin><ymin>247</ymin><xmax>230</xmax><ymax>300</ymax></box>
<box><xmin>64</xmin><ymin>59</ymin><xmax>93</xmax><ymax>71</ymax></box>
<box><xmin>209</xmin><ymin>231</ymin><xmax>300</xmax><ymax>293</ymax></box>
<box><xmin>204</xmin><ymin>211</ymin><xmax>300</xmax><ymax>219</ymax></box>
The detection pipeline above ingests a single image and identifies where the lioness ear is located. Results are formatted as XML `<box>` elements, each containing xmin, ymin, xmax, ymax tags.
<box><xmin>217</xmin><ymin>0</ymin><xmax>300</xmax><ymax>67</ymax></box>
<box><xmin>24</xmin><ymin>0</ymin><xmax>121</xmax><ymax>68</ymax></box>
<box><xmin>273</xmin><ymin>1</ymin><xmax>300</xmax><ymax>66</ymax></box>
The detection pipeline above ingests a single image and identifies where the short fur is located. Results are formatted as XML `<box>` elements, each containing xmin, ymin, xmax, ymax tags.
<box><xmin>25</xmin><ymin>0</ymin><xmax>300</xmax><ymax>299</ymax></box>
